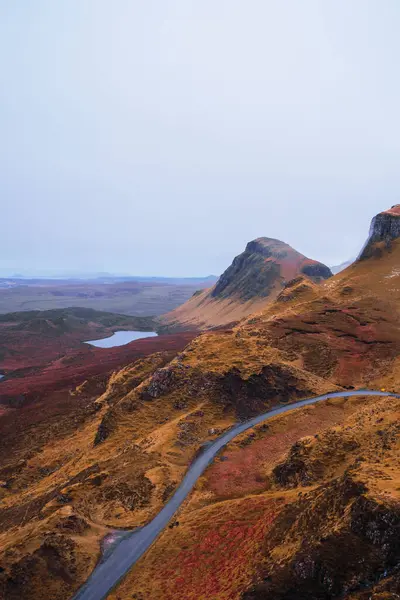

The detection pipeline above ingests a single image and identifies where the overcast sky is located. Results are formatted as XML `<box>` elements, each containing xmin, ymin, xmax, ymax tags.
<box><xmin>1</xmin><ymin>1</ymin><xmax>400</xmax><ymax>277</ymax></box>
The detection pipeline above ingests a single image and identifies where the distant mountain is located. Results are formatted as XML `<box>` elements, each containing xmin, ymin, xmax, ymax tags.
<box><xmin>0</xmin><ymin>277</ymin><xmax>217</xmax><ymax>316</ymax></box>
<box><xmin>330</xmin><ymin>259</ymin><xmax>354</xmax><ymax>274</ymax></box>
<box><xmin>0</xmin><ymin>273</ymin><xmax>218</xmax><ymax>285</ymax></box>
<box><xmin>160</xmin><ymin>237</ymin><xmax>332</xmax><ymax>330</ymax></box>
<box><xmin>113</xmin><ymin>275</ymin><xmax>218</xmax><ymax>285</ymax></box>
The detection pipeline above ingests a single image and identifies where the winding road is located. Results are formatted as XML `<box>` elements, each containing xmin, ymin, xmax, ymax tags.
<box><xmin>72</xmin><ymin>389</ymin><xmax>399</xmax><ymax>600</ymax></box>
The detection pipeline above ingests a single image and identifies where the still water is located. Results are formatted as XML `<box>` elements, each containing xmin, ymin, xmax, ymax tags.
<box><xmin>84</xmin><ymin>330</ymin><xmax>157</xmax><ymax>348</ymax></box>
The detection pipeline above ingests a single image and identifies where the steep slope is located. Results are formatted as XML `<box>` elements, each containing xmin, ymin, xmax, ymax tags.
<box><xmin>359</xmin><ymin>203</ymin><xmax>400</xmax><ymax>260</ymax></box>
<box><xmin>160</xmin><ymin>237</ymin><xmax>332</xmax><ymax>330</ymax></box>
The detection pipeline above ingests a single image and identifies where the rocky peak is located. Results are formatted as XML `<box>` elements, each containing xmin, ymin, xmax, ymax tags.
<box><xmin>211</xmin><ymin>237</ymin><xmax>332</xmax><ymax>301</ymax></box>
<box><xmin>359</xmin><ymin>205</ymin><xmax>400</xmax><ymax>260</ymax></box>
<box><xmin>244</xmin><ymin>238</ymin><xmax>293</xmax><ymax>259</ymax></box>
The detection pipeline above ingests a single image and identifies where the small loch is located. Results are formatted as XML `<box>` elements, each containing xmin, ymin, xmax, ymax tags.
<box><xmin>84</xmin><ymin>330</ymin><xmax>157</xmax><ymax>348</ymax></box>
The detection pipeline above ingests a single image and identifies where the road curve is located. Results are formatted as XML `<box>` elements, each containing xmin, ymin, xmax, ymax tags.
<box><xmin>72</xmin><ymin>390</ymin><xmax>399</xmax><ymax>600</ymax></box>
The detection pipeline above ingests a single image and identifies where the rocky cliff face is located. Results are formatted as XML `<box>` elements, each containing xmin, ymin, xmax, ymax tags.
<box><xmin>212</xmin><ymin>237</ymin><xmax>332</xmax><ymax>301</ymax></box>
<box><xmin>359</xmin><ymin>204</ymin><xmax>400</xmax><ymax>260</ymax></box>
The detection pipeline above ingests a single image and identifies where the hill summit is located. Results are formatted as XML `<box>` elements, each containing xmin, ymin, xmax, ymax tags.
<box><xmin>212</xmin><ymin>237</ymin><xmax>331</xmax><ymax>301</ymax></box>
<box><xmin>160</xmin><ymin>237</ymin><xmax>332</xmax><ymax>330</ymax></box>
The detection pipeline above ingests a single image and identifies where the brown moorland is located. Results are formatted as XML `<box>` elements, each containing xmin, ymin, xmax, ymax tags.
<box><xmin>1</xmin><ymin>206</ymin><xmax>400</xmax><ymax>600</ymax></box>
<box><xmin>0</xmin><ymin>307</ymin><xmax>156</xmax><ymax>373</ymax></box>
<box><xmin>0</xmin><ymin>329</ymin><xmax>196</xmax><ymax>408</ymax></box>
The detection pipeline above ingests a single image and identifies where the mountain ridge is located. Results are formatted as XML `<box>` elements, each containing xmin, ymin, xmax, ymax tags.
<box><xmin>160</xmin><ymin>236</ymin><xmax>332</xmax><ymax>330</ymax></box>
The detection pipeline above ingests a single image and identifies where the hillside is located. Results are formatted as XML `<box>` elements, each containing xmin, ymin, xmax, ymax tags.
<box><xmin>1</xmin><ymin>206</ymin><xmax>400</xmax><ymax>600</ymax></box>
<box><xmin>160</xmin><ymin>237</ymin><xmax>332</xmax><ymax>330</ymax></box>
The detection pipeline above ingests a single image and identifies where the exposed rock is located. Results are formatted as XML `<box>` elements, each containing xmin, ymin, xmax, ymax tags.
<box><xmin>140</xmin><ymin>367</ymin><xmax>175</xmax><ymax>400</ymax></box>
<box><xmin>56</xmin><ymin>493</ymin><xmax>73</xmax><ymax>505</ymax></box>
<box><xmin>243</xmin><ymin>475</ymin><xmax>400</xmax><ymax>600</ymax></box>
<box><xmin>272</xmin><ymin>438</ymin><xmax>324</xmax><ymax>487</ymax></box>
<box><xmin>93</xmin><ymin>410</ymin><xmax>117</xmax><ymax>445</ymax></box>
<box><xmin>359</xmin><ymin>205</ymin><xmax>400</xmax><ymax>260</ymax></box>
<box><xmin>212</xmin><ymin>238</ymin><xmax>332</xmax><ymax>301</ymax></box>
<box><xmin>301</xmin><ymin>263</ymin><xmax>332</xmax><ymax>279</ymax></box>
<box><xmin>217</xmin><ymin>365</ymin><xmax>314</xmax><ymax>419</ymax></box>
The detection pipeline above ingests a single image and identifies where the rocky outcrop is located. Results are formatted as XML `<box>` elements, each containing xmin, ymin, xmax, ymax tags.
<box><xmin>0</xmin><ymin>533</ymin><xmax>81</xmax><ymax>600</ymax></box>
<box><xmin>301</xmin><ymin>263</ymin><xmax>332</xmax><ymax>279</ymax></box>
<box><xmin>243</xmin><ymin>475</ymin><xmax>400</xmax><ymax>600</ymax></box>
<box><xmin>139</xmin><ymin>366</ymin><xmax>176</xmax><ymax>400</ymax></box>
<box><xmin>93</xmin><ymin>411</ymin><xmax>117</xmax><ymax>445</ymax></box>
<box><xmin>212</xmin><ymin>238</ymin><xmax>332</xmax><ymax>301</ymax></box>
<box><xmin>217</xmin><ymin>364</ymin><xmax>316</xmax><ymax>419</ymax></box>
<box><xmin>359</xmin><ymin>205</ymin><xmax>400</xmax><ymax>260</ymax></box>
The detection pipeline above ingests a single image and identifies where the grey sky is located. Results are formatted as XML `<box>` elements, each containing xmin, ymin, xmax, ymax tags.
<box><xmin>1</xmin><ymin>1</ymin><xmax>400</xmax><ymax>277</ymax></box>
